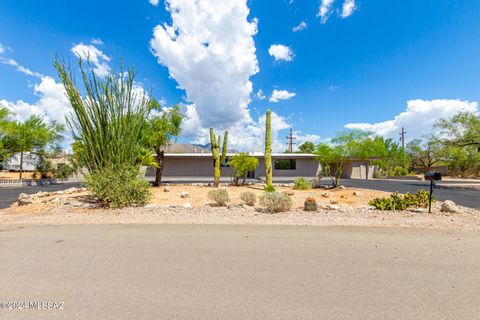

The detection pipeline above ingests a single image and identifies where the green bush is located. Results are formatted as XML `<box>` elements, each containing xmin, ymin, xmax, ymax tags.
<box><xmin>240</xmin><ymin>191</ymin><xmax>257</xmax><ymax>206</ymax></box>
<box><xmin>369</xmin><ymin>190</ymin><xmax>434</xmax><ymax>211</ymax></box>
<box><xmin>390</xmin><ymin>166</ymin><xmax>409</xmax><ymax>176</ymax></box>
<box><xmin>84</xmin><ymin>165</ymin><xmax>152</xmax><ymax>208</ymax></box>
<box><xmin>207</xmin><ymin>189</ymin><xmax>230</xmax><ymax>206</ymax></box>
<box><xmin>260</xmin><ymin>192</ymin><xmax>292</xmax><ymax>213</ymax></box>
<box><xmin>264</xmin><ymin>184</ymin><xmax>276</xmax><ymax>192</ymax></box>
<box><xmin>293</xmin><ymin>177</ymin><xmax>311</xmax><ymax>190</ymax></box>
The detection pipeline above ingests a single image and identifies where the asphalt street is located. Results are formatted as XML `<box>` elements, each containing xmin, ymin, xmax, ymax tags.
<box><xmin>0</xmin><ymin>224</ymin><xmax>479</xmax><ymax>320</ymax></box>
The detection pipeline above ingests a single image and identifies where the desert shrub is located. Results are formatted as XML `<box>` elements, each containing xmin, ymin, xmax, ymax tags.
<box><xmin>293</xmin><ymin>177</ymin><xmax>311</xmax><ymax>190</ymax></box>
<box><xmin>207</xmin><ymin>189</ymin><xmax>230</xmax><ymax>206</ymax></box>
<box><xmin>260</xmin><ymin>192</ymin><xmax>292</xmax><ymax>213</ymax></box>
<box><xmin>84</xmin><ymin>165</ymin><xmax>152</xmax><ymax>208</ymax></box>
<box><xmin>56</xmin><ymin>164</ymin><xmax>75</xmax><ymax>179</ymax></box>
<box><xmin>304</xmin><ymin>197</ymin><xmax>317</xmax><ymax>212</ymax></box>
<box><xmin>264</xmin><ymin>184</ymin><xmax>276</xmax><ymax>192</ymax></box>
<box><xmin>240</xmin><ymin>191</ymin><xmax>257</xmax><ymax>206</ymax></box>
<box><xmin>369</xmin><ymin>190</ymin><xmax>434</xmax><ymax>211</ymax></box>
<box><xmin>390</xmin><ymin>166</ymin><xmax>409</xmax><ymax>176</ymax></box>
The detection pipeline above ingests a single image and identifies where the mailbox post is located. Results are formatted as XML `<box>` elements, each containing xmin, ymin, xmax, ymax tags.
<box><xmin>424</xmin><ymin>172</ymin><xmax>442</xmax><ymax>213</ymax></box>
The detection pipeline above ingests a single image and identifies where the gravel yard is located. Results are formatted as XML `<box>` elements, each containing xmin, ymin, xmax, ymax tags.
<box><xmin>1</xmin><ymin>185</ymin><xmax>479</xmax><ymax>231</ymax></box>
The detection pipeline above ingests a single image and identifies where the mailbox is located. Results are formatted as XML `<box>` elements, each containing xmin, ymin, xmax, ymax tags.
<box><xmin>424</xmin><ymin>172</ymin><xmax>442</xmax><ymax>181</ymax></box>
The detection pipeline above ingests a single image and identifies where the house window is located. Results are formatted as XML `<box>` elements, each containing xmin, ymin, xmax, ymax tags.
<box><xmin>274</xmin><ymin>159</ymin><xmax>296</xmax><ymax>170</ymax></box>
<box><xmin>212</xmin><ymin>158</ymin><xmax>231</xmax><ymax>168</ymax></box>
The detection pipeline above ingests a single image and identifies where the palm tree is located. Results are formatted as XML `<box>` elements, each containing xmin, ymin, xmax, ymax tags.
<box><xmin>7</xmin><ymin>115</ymin><xmax>63</xmax><ymax>179</ymax></box>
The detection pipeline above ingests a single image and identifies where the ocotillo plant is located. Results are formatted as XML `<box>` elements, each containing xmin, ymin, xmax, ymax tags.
<box><xmin>265</xmin><ymin>109</ymin><xmax>273</xmax><ymax>187</ymax></box>
<box><xmin>210</xmin><ymin>128</ymin><xmax>228</xmax><ymax>187</ymax></box>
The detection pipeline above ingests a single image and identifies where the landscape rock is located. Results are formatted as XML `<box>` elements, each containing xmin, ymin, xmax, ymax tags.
<box><xmin>227</xmin><ymin>204</ymin><xmax>243</xmax><ymax>209</ymax></box>
<box><xmin>17</xmin><ymin>193</ymin><xmax>33</xmax><ymax>206</ymax></box>
<box><xmin>144</xmin><ymin>204</ymin><xmax>158</xmax><ymax>209</ymax></box>
<box><xmin>441</xmin><ymin>200</ymin><xmax>460</xmax><ymax>214</ymax></box>
<box><xmin>34</xmin><ymin>191</ymin><xmax>50</xmax><ymax>198</ymax></box>
<box><xmin>181</xmin><ymin>192</ymin><xmax>190</xmax><ymax>199</ymax></box>
<box><xmin>182</xmin><ymin>203</ymin><xmax>192</xmax><ymax>209</ymax></box>
<box><xmin>64</xmin><ymin>187</ymin><xmax>80</xmax><ymax>195</ymax></box>
<box><xmin>321</xmin><ymin>192</ymin><xmax>330</xmax><ymax>198</ymax></box>
<box><xmin>163</xmin><ymin>187</ymin><xmax>171</xmax><ymax>192</ymax></box>
<box><xmin>282</xmin><ymin>190</ymin><xmax>295</xmax><ymax>196</ymax></box>
<box><xmin>326</xmin><ymin>204</ymin><xmax>340</xmax><ymax>211</ymax></box>
<box><xmin>338</xmin><ymin>185</ymin><xmax>346</xmax><ymax>190</ymax></box>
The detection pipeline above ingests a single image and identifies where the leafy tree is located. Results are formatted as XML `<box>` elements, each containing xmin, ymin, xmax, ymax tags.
<box><xmin>369</xmin><ymin>137</ymin><xmax>409</xmax><ymax>176</ymax></box>
<box><xmin>436</xmin><ymin>112</ymin><xmax>480</xmax><ymax>148</ymax></box>
<box><xmin>6</xmin><ymin>115</ymin><xmax>63</xmax><ymax>179</ymax></box>
<box><xmin>0</xmin><ymin>106</ymin><xmax>13</xmax><ymax>163</ymax></box>
<box><xmin>298</xmin><ymin>141</ymin><xmax>315</xmax><ymax>153</ymax></box>
<box><xmin>142</xmin><ymin>104</ymin><xmax>184</xmax><ymax>186</ymax></box>
<box><xmin>406</xmin><ymin>135</ymin><xmax>443</xmax><ymax>169</ymax></box>
<box><xmin>229</xmin><ymin>152</ymin><xmax>258</xmax><ymax>185</ymax></box>
<box><xmin>315</xmin><ymin>130</ymin><xmax>374</xmax><ymax>187</ymax></box>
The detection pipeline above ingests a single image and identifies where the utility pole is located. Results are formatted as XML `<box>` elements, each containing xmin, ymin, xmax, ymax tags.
<box><xmin>399</xmin><ymin>127</ymin><xmax>406</xmax><ymax>149</ymax></box>
<box><xmin>286</xmin><ymin>128</ymin><xmax>297</xmax><ymax>153</ymax></box>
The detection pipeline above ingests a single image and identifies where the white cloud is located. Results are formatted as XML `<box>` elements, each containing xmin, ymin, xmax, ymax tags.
<box><xmin>292</xmin><ymin>21</ymin><xmax>307</xmax><ymax>32</ymax></box>
<box><xmin>182</xmin><ymin>107</ymin><xmax>314</xmax><ymax>152</ymax></box>
<box><xmin>254</xmin><ymin>89</ymin><xmax>265</xmax><ymax>100</ymax></box>
<box><xmin>0</xmin><ymin>57</ymin><xmax>44</xmax><ymax>78</ymax></box>
<box><xmin>341</xmin><ymin>0</ymin><xmax>356</xmax><ymax>18</ymax></box>
<box><xmin>149</xmin><ymin>0</ymin><xmax>160</xmax><ymax>5</ymax></box>
<box><xmin>329</xmin><ymin>85</ymin><xmax>338</xmax><ymax>92</ymax></box>
<box><xmin>270</xmin><ymin>89</ymin><xmax>296</xmax><ymax>103</ymax></box>
<box><xmin>71</xmin><ymin>42</ymin><xmax>111</xmax><ymax>77</ymax></box>
<box><xmin>150</xmin><ymin>0</ymin><xmax>259</xmax><ymax>129</ymax></box>
<box><xmin>0</xmin><ymin>43</ymin><xmax>5</xmax><ymax>54</ymax></box>
<box><xmin>345</xmin><ymin>99</ymin><xmax>479</xmax><ymax>141</ymax></box>
<box><xmin>91</xmin><ymin>38</ymin><xmax>104</xmax><ymax>45</ymax></box>
<box><xmin>268</xmin><ymin>44</ymin><xmax>294</xmax><ymax>62</ymax></box>
<box><xmin>0</xmin><ymin>76</ymin><xmax>72</xmax><ymax>124</ymax></box>
<box><xmin>317</xmin><ymin>0</ymin><xmax>335</xmax><ymax>24</ymax></box>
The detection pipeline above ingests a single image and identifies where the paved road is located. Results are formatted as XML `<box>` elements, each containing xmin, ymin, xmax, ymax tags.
<box><xmin>0</xmin><ymin>182</ymin><xmax>82</xmax><ymax>209</ymax></box>
<box><xmin>1</xmin><ymin>224</ymin><xmax>479</xmax><ymax>320</ymax></box>
<box><xmin>330</xmin><ymin>179</ymin><xmax>480</xmax><ymax>209</ymax></box>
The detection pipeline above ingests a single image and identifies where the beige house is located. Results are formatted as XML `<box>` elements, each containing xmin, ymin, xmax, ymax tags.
<box><xmin>147</xmin><ymin>153</ymin><xmax>375</xmax><ymax>181</ymax></box>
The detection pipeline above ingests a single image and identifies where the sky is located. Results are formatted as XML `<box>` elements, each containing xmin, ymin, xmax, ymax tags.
<box><xmin>1</xmin><ymin>0</ymin><xmax>480</xmax><ymax>151</ymax></box>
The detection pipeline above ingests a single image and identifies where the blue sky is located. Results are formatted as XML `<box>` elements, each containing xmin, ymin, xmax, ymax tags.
<box><xmin>1</xmin><ymin>0</ymin><xmax>479</xmax><ymax>151</ymax></box>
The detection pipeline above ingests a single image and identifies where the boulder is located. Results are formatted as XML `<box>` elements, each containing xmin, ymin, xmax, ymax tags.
<box><xmin>144</xmin><ymin>204</ymin><xmax>158</xmax><ymax>209</ymax></box>
<box><xmin>338</xmin><ymin>185</ymin><xmax>346</xmax><ymax>190</ymax></box>
<box><xmin>181</xmin><ymin>192</ymin><xmax>190</xmax><ymax>199</ymax></box>
<box><xmin>182</xmin><ymin>203</ymin><xmax>192</xmax><ymax>209</ymax></box>
<box><xmin>17</xmin><ymin>193</ymin><xmax>33</xmax><ymax>206</ymax></box>
<box><xmin>163</xmin><ymin>187</ymin><xmax>171</xmax><ymax>192</ymax></box>
<box><xmin>441</xmin><ymin>200</ymin><xmax>460</xmax><ymax>214</ymax></box>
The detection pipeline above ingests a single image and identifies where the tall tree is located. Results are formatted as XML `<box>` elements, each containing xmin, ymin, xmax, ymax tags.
<box><xmin>436</xmin><ymin>112</ymin><xmax>480</xmax><ymax>147</ymax></box>
<box><xmin>142</xmin><ymin>104</ymin><xmax>184</xmax><ymax>186</ymax></box>
<box><xmin>7</xmin><ymin>115</ymin><xmax>63</xmax><ymax>179</ymax></box>
<box><xmin>0</xmin><ymin>106</ymin><xmax>13</xmax><ymax>163</ymax></box>
<box><xmin>298</xmin><ymin>141</ymin><xmax>315</xmax><ymax>154</ymax></box>
<box><xmin>406</xmin><ymin>135</ymin><xmax>443</xmax><ymax>169</ymax></box>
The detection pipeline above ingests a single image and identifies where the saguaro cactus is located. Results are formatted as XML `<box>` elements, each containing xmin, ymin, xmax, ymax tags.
<box><xmin>210</xmin><ymin>128</ymin><xmax>228</xmax><ymax>187</ymax></box>
<box><xmin>265</xmin><ymin>109</ymin><xmax>273</xmax><ymax>187</ymax></box>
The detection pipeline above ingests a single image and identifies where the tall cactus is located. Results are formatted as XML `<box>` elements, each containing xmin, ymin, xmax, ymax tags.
<box><xmin>210</xmin><ymin>128</ymin><xmax>228</xmax><ymax>187</ymax></box>
<box><xmin>221</xmin><ymin>131</ymin><xmax>228</xmax><ymax>165</ymax></box>
<box><xmin>265</xmin><ymin>109</ymin><xmax>273</xmax><ymax>186</ymax></box>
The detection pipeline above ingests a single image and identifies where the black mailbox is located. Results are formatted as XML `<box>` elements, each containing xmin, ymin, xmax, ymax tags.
<box><xmin>425</xmin><ymin>172</ymin><xmax>442</xmax><ymax>181</ymax></box>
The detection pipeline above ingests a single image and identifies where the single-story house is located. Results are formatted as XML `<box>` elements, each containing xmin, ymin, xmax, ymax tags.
<box><xmin>146</xmin><ymin>153</ymin><xmax>377</xmax><ymax>181</ymax></box>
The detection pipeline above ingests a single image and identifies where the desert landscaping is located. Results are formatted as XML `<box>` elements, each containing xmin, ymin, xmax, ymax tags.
<box><xmin>2</xmin><ymin>183</ymin><xmax>479</xmax><ymax>231</ymax></box>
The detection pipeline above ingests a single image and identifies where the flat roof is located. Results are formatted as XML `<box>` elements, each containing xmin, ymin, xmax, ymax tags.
<box><xmin>164</xmin><ymin>153</ymin><xmax>316</xmax><ymax>158</ymax></box>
